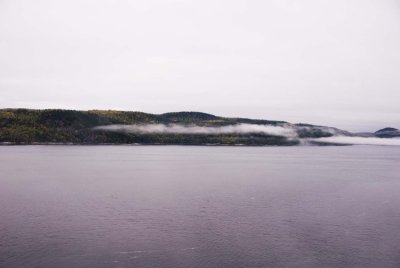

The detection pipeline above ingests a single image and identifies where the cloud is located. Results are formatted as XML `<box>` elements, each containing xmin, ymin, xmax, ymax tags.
<box><xmin>94</xmin><ymin>124</ymin><xmax>400</xmax><ymax>146</ymax></box>
<box><xmin>94</xmin><ymin>123</ymin><xmax>297</xmax><ymax>138</ymax></box>
<box><xmin>310</xmin><ymin>136</ymin><xmax>400</xmax><ymax>146</ymax></box>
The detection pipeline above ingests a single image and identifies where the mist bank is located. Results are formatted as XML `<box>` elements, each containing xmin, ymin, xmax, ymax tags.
<box><xmin>95</xmin><ymin>123</ymin><xmax>400</xmax><ymax>146</ymax></box>
<box><xmin>94</xmin><ymin>124</ymin><xmax>297</xmax><ymax>138</ymax></box>
<box><xmin>310</xmin><ymin>136</ymin><xmax>400</xmax><ymax>146</ymax></box>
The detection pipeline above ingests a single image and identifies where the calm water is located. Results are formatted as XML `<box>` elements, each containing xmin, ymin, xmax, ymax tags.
<box><xmin>0</xmin><ymin>145</ymin><xmax>400</xmax><ymax>268</ymax></box>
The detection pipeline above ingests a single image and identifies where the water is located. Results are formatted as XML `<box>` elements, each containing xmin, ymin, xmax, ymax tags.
<box><xmin>0</xmin><ymin>145</ymin><xmax>399</xmax><ymax>268</ymax></box>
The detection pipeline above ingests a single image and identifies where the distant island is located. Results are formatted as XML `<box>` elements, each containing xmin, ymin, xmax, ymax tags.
<box><xmin>0</xmin><ymin>109</ymin><xmax>397</xmax><ymax>146</ymax></box>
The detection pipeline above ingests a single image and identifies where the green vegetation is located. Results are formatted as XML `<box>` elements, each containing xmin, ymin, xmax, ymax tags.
<box><xmin>0</xmin><ymin>109</ymin><xmax>335</xmax><ymax>145</ymax></box>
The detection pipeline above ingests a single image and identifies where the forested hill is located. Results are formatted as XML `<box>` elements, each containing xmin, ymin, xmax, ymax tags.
<box><xmin>0</xmin><ymin>109</ymin><xmax>345</xmax><ymax>145</ymax></box>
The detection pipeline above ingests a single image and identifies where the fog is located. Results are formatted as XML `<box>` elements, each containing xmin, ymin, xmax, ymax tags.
<box><xmin>311</xmin><ymin>136</ymin><xmax>400</xmax><ymax>146</ymax></box>
<box><xmin>95</xmin><ymin>123</ymin><xmax>400</xmax><ymax>145</ymax></box>
<box><xmin>95</xmin><ymin>123</ymin><xmax>297</xmax><ymax>137</ymax></box>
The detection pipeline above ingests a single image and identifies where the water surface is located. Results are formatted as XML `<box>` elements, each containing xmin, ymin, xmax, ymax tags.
<box><xmin>1</xmin><ymin>145</ymin><xmax>399</xmax><ymax>267</ymax></box>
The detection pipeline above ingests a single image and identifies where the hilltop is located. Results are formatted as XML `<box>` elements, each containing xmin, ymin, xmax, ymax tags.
<box><xmin>374</xmin><ymin>127</ymin><xmax>400</xmax><ymax>138</ymax></box>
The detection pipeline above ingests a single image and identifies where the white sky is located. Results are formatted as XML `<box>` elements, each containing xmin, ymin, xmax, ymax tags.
<box><xmin>0</xmin><ymin>0</ymin><xmax>399</xmax><ymax>131</ymax></box>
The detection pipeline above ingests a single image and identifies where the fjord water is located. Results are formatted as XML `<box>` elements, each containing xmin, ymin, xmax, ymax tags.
<box><xmin>1</xmin><ymin>146</ymin><xmax>400</xmax><ymax>268</ymax></box>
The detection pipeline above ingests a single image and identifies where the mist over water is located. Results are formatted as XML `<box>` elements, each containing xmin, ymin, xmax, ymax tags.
<box><xmin>95</xmin><ymin>124</ymin><xmax>400</xmax><ymax>146</ymax></box>
<box><xmin>312</xmin><ymin>136</ymin><xmax>400</xmax><ymax>146</ymax></box>
<box><xmin>95</xmin><ymin>123</ymin><xmax>297</xmax><ymax>138</ymax></box>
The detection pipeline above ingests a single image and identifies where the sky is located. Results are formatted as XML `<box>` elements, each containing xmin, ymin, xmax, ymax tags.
<box><xmin>0</xmin><ymin>0</ymin><xmax>399</xmax><ymax>131</ymax></box>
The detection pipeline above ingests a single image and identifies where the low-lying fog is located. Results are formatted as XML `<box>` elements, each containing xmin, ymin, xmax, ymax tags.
<box><xmin>95</xmin><ymin>124</ymin><xmax>400</xmax><ymax>146</ymax></box>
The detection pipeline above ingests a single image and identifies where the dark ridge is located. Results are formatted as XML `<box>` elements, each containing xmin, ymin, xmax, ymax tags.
<box><xmin>159</xmin><ymin>112</ymin><xmax>219</xmax><ymax>123</ymax></box>
<box><xmin>230</xmin><ymin>118</ymin><xmax>287</xmax><ymax>126</ymax></box>
<box><xmin>375</xmin><ymin>127</ymin><xmax>398</xmax><ymax>133</ymax></box>
<box><xmin>374</xmin><ymin>127</ymin><xmax>400</xmax><ymax>138</ymax></box>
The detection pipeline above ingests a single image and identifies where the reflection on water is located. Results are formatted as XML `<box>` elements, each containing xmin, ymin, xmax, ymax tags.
<box><xmin>0</xmin><ymin>145</ymin><xmax>400</xmax><ymax>268</ymax></box>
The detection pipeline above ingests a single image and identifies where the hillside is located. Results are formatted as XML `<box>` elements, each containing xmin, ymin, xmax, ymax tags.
<box><xmin>0</xmin><ymin>109</ymin><xmax>348</xmax><ymax>145</ymax></box>
<box><xmin>374</xmin><ymin>127</ymin><xmax>400</xmax><ymax>138</ymax></box>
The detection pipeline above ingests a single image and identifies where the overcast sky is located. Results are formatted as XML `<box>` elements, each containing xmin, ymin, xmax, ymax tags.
<box><xmin>0</xmin><ymin>0</ymin><xmax>399</xmax><ymax>131</ymax></box>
